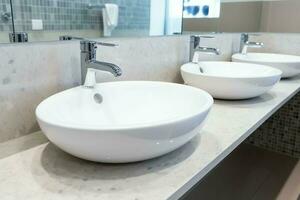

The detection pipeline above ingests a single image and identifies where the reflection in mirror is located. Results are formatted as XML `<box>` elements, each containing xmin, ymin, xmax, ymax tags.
<box><xmin>8</xmin><ymin>0</ymin><xmax>183</xmax><ymax>43</ymax></box>
<box><xmin>183</xmin><ymin>0</ymin><xmax>300</xmax><ymax>33</ymax></box>
<box><xmin>183</xmin><ymin>0</ymin><xmax>221</xmax><ymax>18</ymax></box>
<box><xmin>0</xmin><ymin>0</ymin><xmax>13</xmax><ymax>43</ymax></box>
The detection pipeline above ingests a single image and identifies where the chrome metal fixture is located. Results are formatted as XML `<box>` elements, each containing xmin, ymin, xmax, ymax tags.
<box><xmin>240</xmin><ymin>33</ymin><xmax>264</xmax><ymax>54</ymax></box>
<box><xmin>9</xmin><ymin>32</ymin><xmax>28</xmax><ymax>43</ymax></box>
<box><xmin>80</xmin><ymin>40</ymin><xmax>122</xmax><ymax>87</ymax></box>
<box><xmin>59</xmin><ymin>35</ymin><xmax>84</xmax><ymax>41</ymax></box>
<box><xmin>60</xmin><ymin>36</ymin><xmax>122</xmax><ymax>88</ymax></box>
<box><xmin>190</xmin><ymin>35</ymin><xmax>220</xmax><ymax>62</ymax></box>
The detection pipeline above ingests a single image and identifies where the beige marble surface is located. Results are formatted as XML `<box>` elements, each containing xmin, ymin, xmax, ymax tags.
<box><xmin>0</xmin><ymin>77</ymin><xmax>299</xmax><ymax>200</ymax></box>
<box><xmin>248</xmin><ymin>33</ymin><xmax>300</xmax><ymax>55</ymax></box>
<box><xmin>0</xmin><ymin>131</ymin><xmax>47</xmax><ymax>160</ymax></box>
<box><xmin>93</xmin><ymin>36</ymin><xmax>190</xmax><ymax>83</ymax></box>
<box><xmin>0</xmin><ymin>42</ymin><xmax>81</xmax><ymax>143</ymax></box>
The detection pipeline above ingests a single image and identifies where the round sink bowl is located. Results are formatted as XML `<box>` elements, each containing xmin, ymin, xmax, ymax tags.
<box><xmin>232</xmin><ymin>53</ymin><xmax>300</xmax><ymax>78</ymax></box>
<box><xmin>36</xmin><ymin>81</ymin><xmax>213</xmax><ymax>163</ymax></box>
<box><xmin>181</xmin><ymin>62</ymin><xmax>282</xmax><ymax>100</ymax></box>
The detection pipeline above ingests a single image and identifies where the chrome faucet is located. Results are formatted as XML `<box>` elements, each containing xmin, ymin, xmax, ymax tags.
<box><xmin>80</xmin><ymin>40</ymin><xmax>122</xmax><ymax>87</ymax></box>
<box><xmin>190</xmin><ymin>35</ymin><xmax>220</xmax><ymax>62</ymax></box>
<box><xmin>59</xmin><ymin>35</ymin><xmax>122</xmax><ymax>88</ymax></box>
<box><xmin>240</xmin><ymin>33</ymin><xmax>264</xmax><ymax>54</ymax></box>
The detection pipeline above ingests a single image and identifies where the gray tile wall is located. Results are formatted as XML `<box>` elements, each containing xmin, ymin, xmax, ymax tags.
<box><xmin>3</xmin><ymin>0</ymin><xmax>150</xmax><ymax>32</ymax></box>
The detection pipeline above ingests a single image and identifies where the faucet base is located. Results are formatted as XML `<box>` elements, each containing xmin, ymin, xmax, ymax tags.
<box><xmin>83</xmin><ymin>69</ymin><xmax>97</xmax><ymax>88</ymax></box>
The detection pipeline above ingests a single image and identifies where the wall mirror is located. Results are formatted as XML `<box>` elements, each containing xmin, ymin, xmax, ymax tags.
<box><xmin>183</xmin><ymin>0</ymin><xmax>300</xmax><ymax>33</ymax></box>
<box><xmin>0</xmin><ymin>0</ymin><xmax>183</xmax><ymax>44</ymax></box>
<box><xmin>0</xmin><ymin>0</ymin><xmax>13</xmax><ymax>43</ymax></box>
<box><xmin>1</xmin><ymin>0</ymin><xmax>299</xmax><ymax>44</ymax></box>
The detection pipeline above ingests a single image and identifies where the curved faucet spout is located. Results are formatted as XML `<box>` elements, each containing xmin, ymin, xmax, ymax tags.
<box><xmin>240</xmin><ymin>33</ymin><xmax>264</xmax><ymax>54</ymax></box>
<box><xmin>242</xmin><ymin>42</ymin><xmax>264</xmax><ymax>54</ymax></box>
<box><xmin>87</xmin><ymin>60</ymin><xmax>122</xmax><ymax>77</ymax></box>
<box><xmin>197</xmin><ymin>46</ymin><xmax>220</xmax><ymax>55</ymax></box>
<box><xmin>190</xmin><ymin>35</ymin><xmax>221</xmax><ymax>62</ymax></box>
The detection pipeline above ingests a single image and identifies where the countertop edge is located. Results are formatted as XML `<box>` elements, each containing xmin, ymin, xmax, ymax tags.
<box><xmin>168</xmin><ymin>86</ymin><xmax>300</xmax><ymax>200</ymax></box>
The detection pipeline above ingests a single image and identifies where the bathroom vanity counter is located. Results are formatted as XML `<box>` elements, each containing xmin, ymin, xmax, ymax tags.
<box><xmin>1</xmin><ymin>77</ymin><xmax>300</xmax><ymax>200</ymax></box>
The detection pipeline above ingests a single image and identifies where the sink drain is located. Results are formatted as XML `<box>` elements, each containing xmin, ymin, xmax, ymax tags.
<box><xmin>94</xmin><ymin>93</ymin><xmax>103</xmax><ymax>104</ymax></box>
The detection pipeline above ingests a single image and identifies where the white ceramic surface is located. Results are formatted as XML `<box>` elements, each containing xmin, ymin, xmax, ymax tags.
<box><xmin>232</xmin><ymin>53</ymin><xmax>300</xmax><ymax>78</ymax></box>
<box><xmin>181</xmin><ymin>62</ymin><xmax>282</xmax><ymax>100</ymax></box>
<box><xmin>36</xmin><ymin>81</ymin><xmax>213</xmax><ymax>163</ymax></box>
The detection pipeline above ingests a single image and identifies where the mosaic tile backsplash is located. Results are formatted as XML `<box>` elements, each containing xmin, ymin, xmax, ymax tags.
<box><xmin>0</xmin><ymin>0</ymin><xmax>13</xmax><ymax>31</ymax></box>
<box><xmin>0</xmin><ymin>0</ymin><xmax>150</xmax><ymax>32</ymax></box>
<box><xmin>246</xmin><ymin>92</ymin><xmax>300</xmax><ymax>158</ymax></box>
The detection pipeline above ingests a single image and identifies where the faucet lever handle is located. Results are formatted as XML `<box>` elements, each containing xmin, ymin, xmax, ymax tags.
<box><xmin>198</xmin><ymin>35</ymin><xmax>215</xmax><ymax>39</ymax></box>
<box><xmin>191</xmin><ymin>35</ymin><xmax>216</xmax><ymax>49</ymax></box>
<box><xmin>60</xmin><ymin>35</ymin><xmax>119</xmax><ymax>47</ymax></box>
<box><xmin>192</xmin><ymin>35</ymin><xmax>215</xmax><ymax>38</ymax></box>
<box><xmin>241</xmin><ymin>33</ymin><xmax>261</xmax><ymax>39</ymax></box>
<box><xmin>96</xmin><ymin>42</ymin><xmax>119</xmax><ymax>47</ymax></box>
<box><xmin>59</xmin><ymin>35</ymin><xmax>85</xmax><ymax>41</ymax></box>
<box><xmin>191</xmin><ymin>35</ymin><xmax>215</xmax><ymax>41</ymax></box>
<box><xmin>248</xmin><ymin>33</ymin><xmax>261</xmax><ymax>36</ymax></box>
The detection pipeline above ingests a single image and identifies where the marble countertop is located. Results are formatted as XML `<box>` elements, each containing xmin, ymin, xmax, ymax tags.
<box><xmin>1</xmin><ymin>78</ymin><xmax>300</xmax><ymax>200</ymax></box>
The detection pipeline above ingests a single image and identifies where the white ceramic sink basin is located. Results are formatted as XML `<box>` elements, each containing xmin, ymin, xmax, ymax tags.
<box><xmin>232</xmin><ymin>53</ymin><xmax>300</xmax><ymax>78</ymax></box>
<box><xmin>181</xmin><ymin>62</ymin><xmax>282</xmax><ymax>100</ymax></box>
<box><xmin>36</xmin><ymin>81</ymin><xmax>213</xmax><ymax>163</ymax></box>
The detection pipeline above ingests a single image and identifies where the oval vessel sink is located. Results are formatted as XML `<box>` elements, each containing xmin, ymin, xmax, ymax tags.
<box><xmin>232</xmin><ymin>53</ymin><xmax>300</xmax><ymax>78</ymax></box>
<box><xmin>36</xmin><ymin>81</ymin><xmax>213</xmax><ymax>163</ymax></box>
<box><xmin>181</xmin><ymin>62</ymin><xmax>282</xmax><ymax>100</ymax></box>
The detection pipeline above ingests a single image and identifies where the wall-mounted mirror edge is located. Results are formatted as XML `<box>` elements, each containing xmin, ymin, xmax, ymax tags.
<box><xmin>0</xmin><ymin>0</ymin><xmax>299</xmax><ymax>45</ymax></box>
<box><xmin>0</xmin><ymin>0</ymin><xmax>184</xmax><ymax>44</ymax></box>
